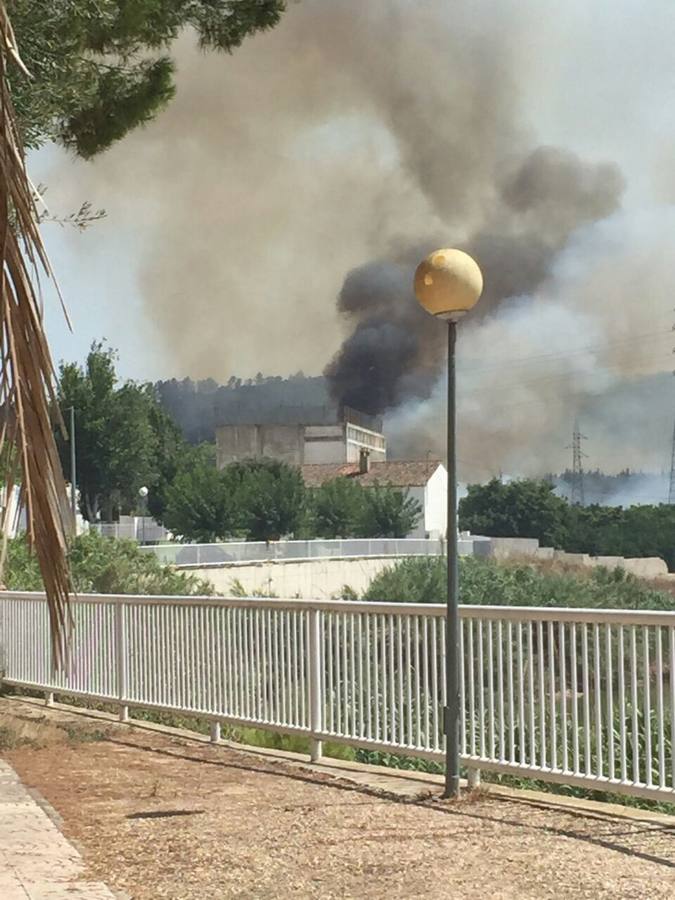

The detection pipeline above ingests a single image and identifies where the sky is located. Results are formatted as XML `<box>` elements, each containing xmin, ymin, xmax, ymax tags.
<box><xmin>28</xmin><ymin>0</ymin><xmax>675</xmax><ymax>476</ymax></box>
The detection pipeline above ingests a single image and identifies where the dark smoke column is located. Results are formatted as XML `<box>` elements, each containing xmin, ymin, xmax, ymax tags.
<box><xmin>414</xmin><ymin>248</ymin><xmax>484</xmax><ymax>801</ymax></box>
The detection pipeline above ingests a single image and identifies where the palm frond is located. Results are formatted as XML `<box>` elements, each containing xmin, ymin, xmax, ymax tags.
<box><xmin>0</xmin><ymin>5</ymin><xmax>72</xmax><ymax>667</ymax></box>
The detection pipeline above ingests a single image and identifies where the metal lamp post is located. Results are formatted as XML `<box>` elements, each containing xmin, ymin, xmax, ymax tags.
<box><xmin>68</xmin><ymin>406</ymin><xmax>77</xmax><ymax>526</ymax></box>
<box><xmin>138</xmin><ymin>486</ymin><xmax>149</xmax><ymax>544</ymax></box>
<box><xmin>413</xmin><ymin>248</ymin><xmax>483</xmax><ymax>799</ymax></box>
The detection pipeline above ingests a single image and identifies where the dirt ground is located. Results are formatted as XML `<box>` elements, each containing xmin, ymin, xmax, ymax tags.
<box><xmin>1</xmin><ymin>699</ymin><xmax>674</xmax><ymax>900</ymax></box>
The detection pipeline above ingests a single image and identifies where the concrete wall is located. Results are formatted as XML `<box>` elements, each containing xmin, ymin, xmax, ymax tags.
<box><xmin>217</xmin><ymin>422</ymin><xmax>387</xmax><ymax>466</ymax></box>
<box><xmin>189</xmin><ymin>556</ymin><xmax>404</xmax><ymax>599</ymax></box>
<box><xmin>184</xmin><ymin>536</ymin><xmax>669</xmax><ymax>599</ymax></box>
<box><xmin>303</xmin><ymin>425</ymin><xmax>346</xmax><ymax>464</ymax></box>
<box><xmin>216</xmin><ymin>424</ymin><xmax>305</xmax><ymax>467</ymax></box>
<box><xmin>470</xmin><ymin>535</ymin><xmax>669</xmax><ymax>577</ymax></box>
<box><xmin>551</xmin><ymin>550</ymin><xmax>668</xmax><ymax>578</ymax></box>
<box><xmin>473</xmin><ymin>536</ymin><xmax>541</xmax><ymax>559</ymax></box>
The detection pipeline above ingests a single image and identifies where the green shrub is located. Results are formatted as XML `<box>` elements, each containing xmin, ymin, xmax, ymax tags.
<box><xmin>4</xmin><ymin>531</ymin><xmax>214</xmax><ymax>596</ymax></box>
<box><xmin>362</xmin><ymin>555</ymin><xmax>675</xmax><ymax>611</ymax></box>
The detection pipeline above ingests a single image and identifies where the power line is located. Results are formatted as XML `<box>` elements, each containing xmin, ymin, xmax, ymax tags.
<box><xmin>459</xmin><ymin>326</ymin><xmax>673</xmax><ymax>376</ymax></box>
<box><xmin>460</xmin><ymin>348</ymin><xmax>673</xmax><ymax>401</ymax></box>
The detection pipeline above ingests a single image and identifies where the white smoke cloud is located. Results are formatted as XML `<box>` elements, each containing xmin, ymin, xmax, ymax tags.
<box><xmin>388</xmin><ymin>206</ymin><xmax>675</xmax><ymax>477</ymax></box>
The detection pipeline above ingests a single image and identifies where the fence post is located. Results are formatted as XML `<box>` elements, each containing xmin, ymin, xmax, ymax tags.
<box><xmin>308</xmin><ymin>608</ymin><xmax>323</xmax><ymax>762</ymax></box>
<box><xmin>115</xmin><ymin>601</ymin><xmax>129</xmax><ymax>722</ymax></box>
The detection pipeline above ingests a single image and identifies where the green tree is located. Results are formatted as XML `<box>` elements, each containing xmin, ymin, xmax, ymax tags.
<box><xmin>356</xmin><ymin>484</ymin><xmax>422</xmax><ymax>539</ymax></box>
<box><xmin>564</xmin><ymin>503</ymin><xmax>675</xmax><ymax>572</ymax></box>
<box><xmin>459</xmin><ymin>478</ymin><xmax>570</xmax><ymax>547</ymax></box>
<box><xmin>146</xmin><ymin>399</ymin><xmax>187</xmax><ymax>522</ymax></box>
<box><xmin>10</xmin><ymin>1</ymin><xmax>286</xmax><ymax>156</ymax></box>
<box><xmin>229</xmin><ymin>458</ymin><xmax>307</xmax><ymax>541</ymax></box>
<box><xmin>309</xmin><ymin>477</ymin><xmax>364</xmax><ymax>538</ymax></box>
<box><xmin>56</xmin><ymin>342</ymin><xmax>186</xmax><ymax>521</ymax></box>
<box><xmin>161</xmin><ymin>444</ymin><xmax>240</xmax><ymax>542</ymax></box>
<box><xmin>563</xmin><ymin>504</ymin><xmax>625</xmax><ymax>557</ymax></box>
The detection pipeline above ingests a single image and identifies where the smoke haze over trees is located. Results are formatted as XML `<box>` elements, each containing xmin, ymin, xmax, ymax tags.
<box><xmin>155</xmin><ymin>372</ymin><xmax>330</xmax><ymax>443</ymax></box>
<box><xmin>39</xmin><ymin>1</ymin><xmax>675</xmax><ymax>480</ymax></box>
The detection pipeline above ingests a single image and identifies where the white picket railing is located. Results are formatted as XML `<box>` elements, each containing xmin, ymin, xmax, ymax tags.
<box><xmin>140</xmin><ymin>538</ymin><xmax>446</xmax><ymax>567</ymax></box>
<box><xmin>0</xmin><ymin>592</ymin><xmax>673</xmax><ymax>803</ymax></box>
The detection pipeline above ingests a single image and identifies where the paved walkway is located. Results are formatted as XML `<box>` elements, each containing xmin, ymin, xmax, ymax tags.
<box><xmin>0</xmin><ymin>760</ymin><xmax>115</xmax><ymax>899</ymax></box>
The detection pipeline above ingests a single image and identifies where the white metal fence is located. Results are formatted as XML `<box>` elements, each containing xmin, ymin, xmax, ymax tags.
<box><xmin>141</xmin><ymin>538</ymin><xmax>445</xmax><ymax>566</ymax></box>
<box><xmin>92</xmin><ymin>518</ymin><xmax>168</xmax><ymax>543</ymax></box>
<box><xmin>0</xmin><ymin>592</ymin><xmax>673</xmax><ymax>803</ymax></box>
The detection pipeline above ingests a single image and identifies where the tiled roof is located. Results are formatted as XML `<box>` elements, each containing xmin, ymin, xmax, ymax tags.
<box><xmin>301</xmin><ymin>460</ymin><xmax>443</xmax><ymax>488</ymax></box>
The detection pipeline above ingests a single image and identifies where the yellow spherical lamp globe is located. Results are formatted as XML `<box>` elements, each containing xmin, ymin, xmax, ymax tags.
<box><xmin>414</xmin><ymin>248</ymin><xmax>483</xmax><ymax>321</ymax></box>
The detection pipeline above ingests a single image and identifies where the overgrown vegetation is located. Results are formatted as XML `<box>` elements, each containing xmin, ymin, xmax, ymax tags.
<box><xmin>357</xmin><ymin>555</ymin><xmax>675</xmax><ymax>812</ymax></box>
<box><xmin>363</xmin><ymin>555</ymin><xmax>675</xmax><ymax>610</ymax></box>
<box><xmin>460</xmin><ymin>477</ymin><xmax>675</xmax><ymax>570</ymax></box>
<box><xmin>3</xmin><ymin>532</ymin><xmax>213</xmax><ymax>595</ymax></box>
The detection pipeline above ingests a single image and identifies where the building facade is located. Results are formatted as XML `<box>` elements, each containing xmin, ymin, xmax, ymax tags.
<box><xmin>216</xmin><ymin>413</ymin><xmax>386</xmax><ymax>468</ymax></box>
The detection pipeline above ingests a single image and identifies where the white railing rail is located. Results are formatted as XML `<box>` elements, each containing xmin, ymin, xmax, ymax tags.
<box><xmin>139</xmin><ymin>538</ymin><xmax>446</xmax><ymax>567</ymax></box>
<box><xmin>0</xmin><ymin>592</ymin><xmax>673</xmax><ymax>804</ymax></box>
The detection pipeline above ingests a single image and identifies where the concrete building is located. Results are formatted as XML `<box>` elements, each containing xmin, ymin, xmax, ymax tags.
<box><xmin>216</xmin><ymin>406</ymin><xmax>386</xmax><ymax>468</ymax></box>
<box><xmin>301</xmin><ymin>454</ymin><xmax>447</xmax><ymax>539</ymax></box>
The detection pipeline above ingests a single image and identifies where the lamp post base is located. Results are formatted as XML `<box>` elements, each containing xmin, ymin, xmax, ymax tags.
<box><xmin>443</xmin><ymin>774</ymin><xmax>460</xmax><ymax>800</ymax></box>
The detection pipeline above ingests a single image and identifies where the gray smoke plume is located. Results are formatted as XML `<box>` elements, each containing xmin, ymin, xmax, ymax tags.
<box><xmin>325</xmin><ymin>146</ymin><xmax>625</xmax><ymax>414</ymax></box>
<box><xmin>387</xmin><ymin>206</ymin><xmax>675</xmax><ymax>478</ymax></box>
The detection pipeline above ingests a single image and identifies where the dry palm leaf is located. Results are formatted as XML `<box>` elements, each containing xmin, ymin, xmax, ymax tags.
<box><xmin>0</xmin><ymin>6</ymin><xmax>72</xmax><ymax>667</ymax></box>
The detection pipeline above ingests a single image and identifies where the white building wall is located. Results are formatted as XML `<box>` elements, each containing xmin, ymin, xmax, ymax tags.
<box><xmin>424</xmin><ymin>464</ymin><xmax>447</xmax><ymax>539</ymax></box>
<box><xmin>345</xmin><ymin>423</ymin><xmax>387</xmax><ymax>462</ymax></box>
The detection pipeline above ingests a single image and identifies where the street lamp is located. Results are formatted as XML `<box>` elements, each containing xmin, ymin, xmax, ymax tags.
<box><xmin>68</xmin><ymin>406</ymin><xmax>77</xmax><ymax>527</ymax></box>
<box><xmin>414</xmin><ymin>248</ymin><xmax>483</xmax><ymax>799</ymax></box>
<box><xmin>138</xmin><ymin>486</ymin><xmax>149</xmax><ymax>544</ymax></box>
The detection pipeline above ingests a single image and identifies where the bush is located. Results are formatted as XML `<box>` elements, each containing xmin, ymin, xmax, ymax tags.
<box><xmin>3</xmin><ymin>532</ymin><xmax>214</xmax><ymax>595</ymax></box>
<box><xmin>361</xmin><ymin>555</ymin><xmax>674</xmax><ymax>610</ymax></box>
<box><xmin>362</xmin><ymin>556</ymin><xmax>446</xmax><ymax>604</ymax></box>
